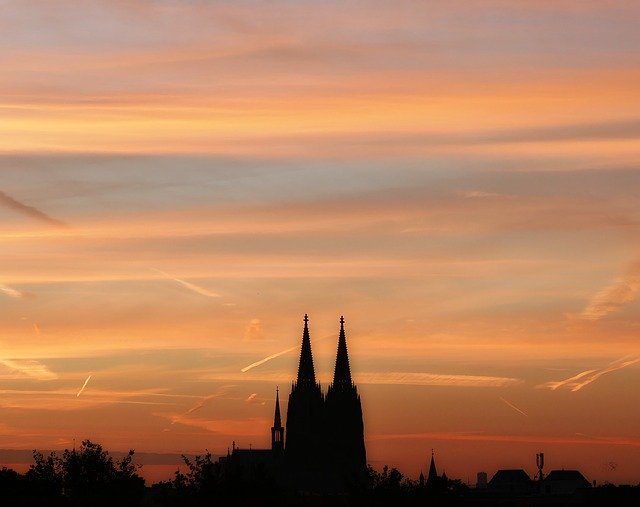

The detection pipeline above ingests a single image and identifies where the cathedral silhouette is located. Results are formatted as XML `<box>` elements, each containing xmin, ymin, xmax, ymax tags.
<box><xmin>225</xmin><ymin>315</ymin><xmax>367</xmax><ymax>493</ymax></box>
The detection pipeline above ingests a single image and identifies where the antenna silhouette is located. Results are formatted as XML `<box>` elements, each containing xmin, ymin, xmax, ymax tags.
<box><xmin>535</xmin><ymin>452</ymin><xmax>545</xmax><ymax>481</ymax></box>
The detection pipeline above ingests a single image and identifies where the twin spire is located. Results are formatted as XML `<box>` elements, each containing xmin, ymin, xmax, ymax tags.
<box><xmin>296</xmin><ymin>314</ymin><xmax>317</xmax><ymax>386</ymax></box>
<box><xmin>295</xmin><ymin>314</ymin><xmax>353</xmax><ymax>388</ymax></box>
<box><xmin>333</xmin><ymin>316</ymin><xmax>353</xmax><ymax>387</ymax></box>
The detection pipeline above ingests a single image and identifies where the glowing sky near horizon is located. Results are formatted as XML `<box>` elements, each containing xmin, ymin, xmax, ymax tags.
<box><xmin>1</xmin><ymin>0</ymin><xmax>640</xmax><ymax>485</ymax></box>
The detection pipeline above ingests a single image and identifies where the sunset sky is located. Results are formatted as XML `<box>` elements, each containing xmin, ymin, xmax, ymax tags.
<box><xmin>2</xmin><ymin>0</ymin><xmax>640</xmax><ymax>485</ymax></box>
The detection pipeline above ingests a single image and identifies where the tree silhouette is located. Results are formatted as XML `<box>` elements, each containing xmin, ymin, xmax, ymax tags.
<box><xmin>26</xmin><ymin>440</ymin><xmax>144</xmax><ymax>506</ymax></box>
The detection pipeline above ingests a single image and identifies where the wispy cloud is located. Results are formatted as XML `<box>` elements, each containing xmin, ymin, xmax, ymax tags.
<box><xmin>151</xmin><ymin>268</ymin><xmax>221</xmax><ymax>298</ymax></box>
<box><xmin>0</xmin><ymin>359</ymin><xmax>58</xmax><ymax>380</ymax></box>
<box><xmin>184</xmin><ymin>385</ymin><xmax>235</xmax><ymax>415</ymax></box>
<box><xmin>0</xmin><ymin>284</ymin><xmax>26</xmax><ymax>299</ymax></box>
<box><xmin>76</xmin><ymin>374</ymin><xmax>92</xmax><ymax>397</ymax></box>
<box><xmin>357</xmin><ymin>372</ymin><xmax>522</xmax><ymax>388</ymax></box>
<box><xmin>158</xmin><ymin>413</ymin><xmax>270</xmax><ymax>437</ymax></box>
<box><xmin>367</xmin><ymin>431</ymin><xmax>640</xmax><ymax>448</ymax></box>
<box><xmin>461</xmin><ymin>190</ymin><xmax>504</xmax><ymax>199</ymax></box>
<box><xmin>244</xmin><ymin>319</ymin><xmax>263</xmax><ymax>340</ymax></box>
<box><xmin>581</xmin><ymin>261</ymin><xmax>640</xmax><ymax>320</ymax></box>
<box><xmin>539</xmin><ymin>356</ymin><xmax>640</xmax><ymax>391</ymax></box>
<box><xmin>499</xmin><ymin>397</ymin><xmax>528</xmax><ymax>417</ymax></box>
<box><xmin>0</xmin><ymin>190</ymin><xmax>66</xmax><ymax>227</ymax></box>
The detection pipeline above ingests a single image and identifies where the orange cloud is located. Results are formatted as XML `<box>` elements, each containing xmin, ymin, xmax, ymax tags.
<box><xmin>581</xmin><ymin>261</ymin><xmax>640</xmax><ymax>320</ymax></box>
<box><xmin>0</xmin><ymin>359</ymin><xmax>57</xmax><ymax>380</ymax></box>
<box><xmin>539</xmin><ymin>356</ymin><xmax>640</xmax><ymax>392</ymax></box>
<box><xmin>0</xmin><ymin>190</ymin><xmax>66</xmax><ymax>227</ymax></box>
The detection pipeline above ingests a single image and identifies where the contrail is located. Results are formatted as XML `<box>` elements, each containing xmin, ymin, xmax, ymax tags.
<box><xmin>500</xmin><ymin>397</ymin><xmax>528</xmax><ymax>417</ymax></box>
<box><xmin>241</xmin><ymin>345</ymin><xmax>299</xmax><ymax>373</ymax></box>
<box><xmin>183</xmin><ymin>385</ymin><xmax>235</xmax><ymax>416</ymax></box>
<box><xmin>241</xmin><ymin>334</ymin><xmax>334</xmax><ymax>373</ymax></box>
<box><xmin>186</xmin><ymin>393</ymin><xmax>220</xmax><ymax>414</ymax></box>
<box><xmin>539</xmin><ymin>356</ymin><xmax>640</xmax><ymax>392</ymax></box>
<box><xmin>76</xmin><ymin>375</ymin><xmax>92</xmax><ymax>397</ymax></box>
<box><xmin>0</xmin><ymin>284</ymin><xmax>25</xmax><ymax>299</ymax></box>
<box><xmin>0</xmin><ymin>190</ymin><xmax>66</xmax><ymax>227</ymax></box>
<box><xmin>151</xmin><ymin>268</ymin><xmax>221</xmax><ymax>298</ymax></box>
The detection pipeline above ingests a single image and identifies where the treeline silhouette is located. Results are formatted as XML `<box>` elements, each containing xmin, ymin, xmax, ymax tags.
<box><xmin>1</xmin><ymin>440</ymin><xmax>639</xmax><ymax>506</ymax></box>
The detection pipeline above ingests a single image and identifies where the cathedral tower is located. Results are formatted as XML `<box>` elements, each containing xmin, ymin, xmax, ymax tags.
<box><xmin>324</xmin><ymin>316</ymin><xmax>367</xmax><ymax>487</ymax></box>
<box><xmin>285</xmin><ymin>315</ymin><xmax>326</xmax><ymax>485</ymax></box>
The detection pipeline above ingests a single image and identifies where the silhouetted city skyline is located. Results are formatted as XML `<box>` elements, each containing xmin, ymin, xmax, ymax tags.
<box><xmin>2</xmin><ymin>1</ymin><xmax>640</xmax><ymax>503</ymax></box>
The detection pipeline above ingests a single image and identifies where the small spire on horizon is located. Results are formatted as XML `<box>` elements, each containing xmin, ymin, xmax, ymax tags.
<box><xmin>271</xmin><ymin>387</ymin><xmax>284</xmax><ymax>453</ymax></box>
<box><xmin>428</xmin><ymin>449</ymin><xmax>438</xmax><ymax>483</ymax></box>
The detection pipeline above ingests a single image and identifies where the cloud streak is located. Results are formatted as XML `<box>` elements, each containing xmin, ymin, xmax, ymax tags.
<box><xmin>0</xmin><ymin>359</ymin><xmax>58</xmax><ymax>381</ymax></box>
<box><xmin>539</xmin><ymin>356</ymin><xmax>640</xmax><ymax>391</ymax></box>
<box><xmin>367</xmin><ymin>431</ymin><xmax>640</xmax><ymax>448</ymax></box>
<box><xmin>241</xmin><ymin>333</ymin><xmax>335</xmax><ymax>373</ymax></box>
<box><xmin>0</xmin><ymin>190</ymin><xmax>66</xmax><ymax>227</ymax></box>
<box><xmin>499</xmin><ymin>397</ymin><xmax>528</xmax><ymax>417</ymax></box>
<box><xmin>358</xmin><ymin>372</ymin><xmax>522</xmax><ymax>388</ymax></box>
<box><xmin>76</xmin><ymin>374</ymin><xmax>92</xmax><ymax>397</ymax></box>
<box><xmin>241</xmin><ymin>345</ymin><xmax>299</xmax><ymax>373</ymax></box>
<box><xmin>0</xmin><ymin>284</ymin><xmax>26</xmax><ymax>299</ymax></box>
<box><xmin>183</xmin><ymin>385</ymin><xmax>235</xmax><ymax>416</ymax></box>
<box><xmin>581</xmin><ymin>261</ymin><xmax>640</xmax><ymax>320</ymax></box>
<box><xmin>152</xmin><ymin>268</ymin><xmax>221</xmax><ymax>298</ymax></box>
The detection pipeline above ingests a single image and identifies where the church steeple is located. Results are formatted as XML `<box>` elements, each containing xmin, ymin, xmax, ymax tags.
<box><xmin>274</xmin><ymin>387</ymin><xmax>282</xmax><ymax>427</ymax></box>
<box><xmin>332</xmin><ymin>316</ymin><xmax>353</xmax><ymax>388</ymax></box>
<box><xmin>428</xmin><ymin>449</ymin><xmax>438</xmax><ymax>484</ymax></box>
<box><xmin>296</xmin><ymin>314</ymin><xmax>316</xmax><ymax>386</ymax></box>
<box><xmin>271</xmin><ymin>387</ymin><xmax>284</xmax><ymax>454</ymax></box>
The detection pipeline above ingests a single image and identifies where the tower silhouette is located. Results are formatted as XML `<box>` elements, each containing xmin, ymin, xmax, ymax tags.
<box><xmin>227</xmin><ymin>314</ymin><xmax>367</xmax><ymax>493</ymax></box>
<box><xmin>271</xmin><ymin>388</ymin><xmax>284</xmax><ymax>455</ymax></box>
<box><xmin>428</xmin><ymin>449</ymin><xmax>438</xmax><ymax>485</ymax></box>
<box><xmin>325</xmin><ymin>316</ymin><xmax>367</xmax><ymax>487</ymax></box>
<box><xmin>285</xmin><ymin>314</ymin><xmax>326</xmax><ymax>487</ymax></box>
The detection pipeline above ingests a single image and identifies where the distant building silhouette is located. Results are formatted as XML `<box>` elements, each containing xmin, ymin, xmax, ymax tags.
<box><xmin>543</xmin><ymin>470</ymin><xmax>591</xmax><ymax>495</ymax></box>
<box><xmin>488</xmin><ymin>469</ymin><xmax>533</xmax><ymax>495</ymax></box>
<box><xmin>225</xmin><ymin>314</ymin><xmax>367</xmax><ymax>493</ymax></box>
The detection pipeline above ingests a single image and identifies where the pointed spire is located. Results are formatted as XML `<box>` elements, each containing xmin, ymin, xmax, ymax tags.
<box><xmin>296</xmin><ymin>314</ymin><xmax>316</xmax><ymax>385</ymax></box>
<box><xmin>332</xmin><ymin>316</ymin><xmax>353</xmax><ymax>388</ymax></box>
<box><xmin>428</xmin><ymin>449</ymin><xmax>438</xmax><ymax>483</ymax></box>
<box><xmin>273</xmin><ymin>386</ymin><xmax>282</xmax><ymax>428</ymax></box>
<box><xmin>271</xmin><ymin>387</ymin><xmax>284</xmax><ymax>453</ymax></box>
